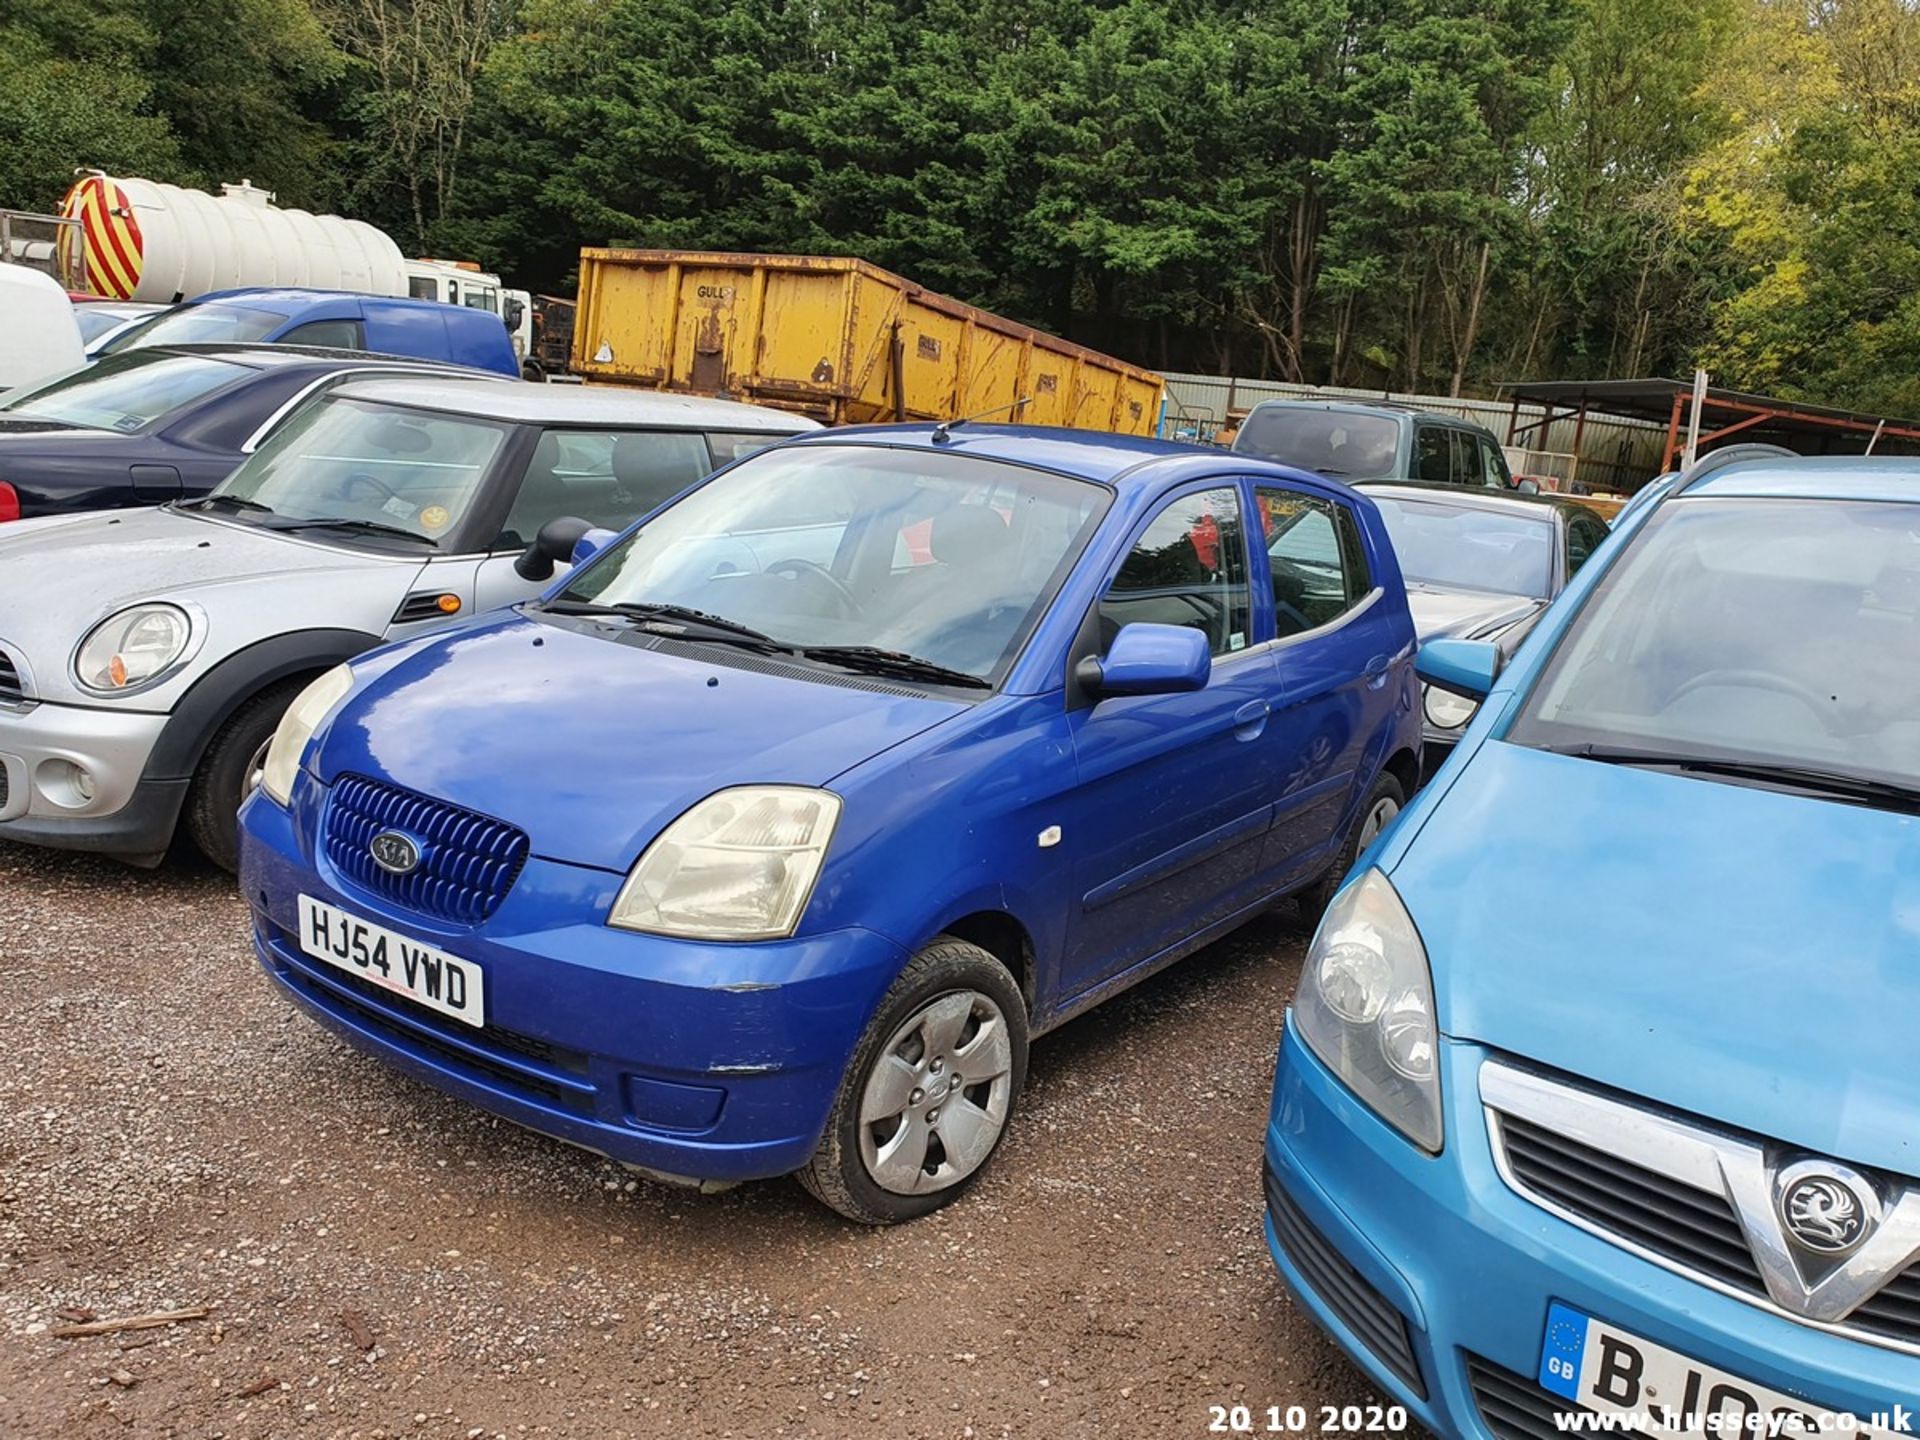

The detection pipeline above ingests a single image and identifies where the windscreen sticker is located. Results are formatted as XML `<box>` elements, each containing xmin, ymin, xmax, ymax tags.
<box><xmin>1229</xmin><ymin>631</ymin><xmax>1246</xmax><ymax>651</ymax></box>
<box><xmin>382</xmin><ymin>497</ymin><xmax>418</xmax><ymax>520</ymax></box>
<box><xmin>420</xmin><ymin>505</ymin><xmax>453</xmax><ymax>532</ymax></box>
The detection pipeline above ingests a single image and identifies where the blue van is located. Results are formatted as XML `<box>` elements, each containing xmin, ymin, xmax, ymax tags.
<box><xmin>95</xmin><ymin>287</ymin><xmax>520</xmax><ymax>378</ymax></box>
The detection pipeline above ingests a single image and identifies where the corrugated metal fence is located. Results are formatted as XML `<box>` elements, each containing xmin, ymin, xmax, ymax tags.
<box><xmin>1159</xmin><ymin>374</ymin><xmax>1667</xmax><ymax>493</ymax></box>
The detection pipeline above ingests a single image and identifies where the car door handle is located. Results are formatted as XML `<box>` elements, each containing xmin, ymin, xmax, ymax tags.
<box><xmin>1364</xmin><ymin>654</ymin><xmax>1392</xmax><ymax>690</ymax></box>
<box><xmin>1233</xmin><ymin>699</ymin><xmax>1269</xmax><ymax>740</ymax></box>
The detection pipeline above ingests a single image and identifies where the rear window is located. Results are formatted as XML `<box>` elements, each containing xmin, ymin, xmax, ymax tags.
<box><xmin>1234</xmin><ymin>407</ymin><xmax>1399</xmax><ymax>481</ymax></box>
<box><xmin>0</xmin><ymin>351</ymin><xmax>249</xmax><ymax>432</ymax></box>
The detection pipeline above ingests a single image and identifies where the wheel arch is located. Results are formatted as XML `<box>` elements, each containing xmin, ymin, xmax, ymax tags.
<box><xmin>928</xmin><ymin>909</ymin><xmax>1037</xmax><ymax>1013</ymax></box>
<box><xmin>1382</xmin><ymin>744</ymin><xmax>1421</xmax><ymax>800</ymax></box>
<box><xmin>143</xmin><ymin>629</ymin><xmax>382</xmax><ymax>782</ymax></box>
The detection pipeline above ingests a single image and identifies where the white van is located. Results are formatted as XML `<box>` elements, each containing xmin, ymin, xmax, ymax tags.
<box><xmin>0</xmin><ymin>268</ymin><xmax>85</xmax><ymax>392</ymax></box>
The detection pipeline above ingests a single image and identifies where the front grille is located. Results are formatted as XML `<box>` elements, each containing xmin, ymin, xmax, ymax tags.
<box><xmin>1467</xmin><ymin>1354</ymin><xmax>1596</xmax><ymax>1440</ymax></box>
<box><xmin>1264</xmin><ymin>1159</ymin><xmax>1427</xmax><ymax>1398</ymax></box>
<box><xmin>1489</xmin><ymin>1067</ymin><xmax>1920</xmax><ymax>1351</ymax></box>
<box><xmin>1499</xmin><ymin>1116</ymin><xmax>1765</xmax><ymax>1291</ymax></box>
<box><xmin>324</xmin><ymin>774</ymin><xmax>529</xmax><ymax>926</ymax></box>
<box><xmin>0</xmin><ymin>647</ymin><xmax>24</xmax><ymax>703</ymax></box>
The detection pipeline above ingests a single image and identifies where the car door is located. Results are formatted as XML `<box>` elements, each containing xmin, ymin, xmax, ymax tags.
<box><xmin>471</xmin><ymin>425</ymin><xmax>721</xmax><ymax>612</ymax></box>
<box><xmin>1058</xmin><ymin>481</ymin><xmax>1277</xmax><ymax>997</ymax></box>
<box><xmin>1250</xmin><ymin>482</ymin><xmax>1398</xmax><ymax>882</ymax></box>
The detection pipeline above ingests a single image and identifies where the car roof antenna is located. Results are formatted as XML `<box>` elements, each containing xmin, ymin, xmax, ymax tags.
<box><xmin>932</xmin><ymin>396</ymin><xmax>1032</xmax><ymax>445</ymax></box>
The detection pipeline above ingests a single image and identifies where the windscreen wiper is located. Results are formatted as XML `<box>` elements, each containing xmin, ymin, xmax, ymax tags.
<box><xmin>1543</xmin><ymin>743</ymin><xmax>1920</xmax><ymax>814</ymax></box>
<box><xmin>266</xmin><ymin>516</ymin><xmax>439</xmax><ymax>546</ymax></box>
<box><xmin>179</xmin><ymin>493</ymin><xmax>276</xmax><ymax>515</ymax></box>
<box><xmin>538</xmin><ymin>599</ymin><xmax>784</xmax><ymax>648</ymax></box>
<box><xmin>796</xmin><ymin>645</ymin><xmax>991</xmax><ymax>690</ymax></box>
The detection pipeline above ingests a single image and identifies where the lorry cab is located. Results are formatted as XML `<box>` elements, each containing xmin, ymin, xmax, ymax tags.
<box><xmin>98</xmin><ymin>287</ymin><xmax>522</xmax><ymax>377</ymax></box>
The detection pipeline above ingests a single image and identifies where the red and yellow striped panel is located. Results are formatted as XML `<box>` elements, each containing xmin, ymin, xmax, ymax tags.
<box><xmin>61</xmin><ymin>177</ymin><xmax>145</xmax><ymax>299</ymax></box>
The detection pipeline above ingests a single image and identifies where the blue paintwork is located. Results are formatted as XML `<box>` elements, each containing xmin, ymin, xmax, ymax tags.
<box><xmin>1263</xmin><ymin>454</ymin><xmax>1920</xmax><ymax>1435</ymax></box>
<box><xmin>0</xmin><ymin>344</ymin><xmax>497</xmax><ymax>520</ymax></box>
<box><xmin>156</xmin><ymin>288</ymin><xmax>521</xmax><ymax>377</ymax></box>
<box><xmin>1091</xmin><ymin>621</ymin><xmax>1211</xmax><ymax>695</ymax></box>
<box><xmin>1413</xmin><ymin>639</ymin><xmax>1500</xmax><ymax>702</ymax></box>
<box><xmin>240</xmin><ymin>424</ymin><xmax>1423</xmax><ymax>1184</ymax></box>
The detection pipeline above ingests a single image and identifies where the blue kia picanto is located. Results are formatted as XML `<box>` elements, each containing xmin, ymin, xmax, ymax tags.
<box><xmin>239</xmin><ymin>424</ymin><xmax>1421</xmax><ymax>1222</ymax></box>
<box><xmin>1265</xmin><ymin>455</ymin><xmax>1920</xmax><ymax>1434</ymax></box>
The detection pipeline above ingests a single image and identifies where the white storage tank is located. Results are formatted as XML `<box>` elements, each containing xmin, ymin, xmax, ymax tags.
<box><xmin>60</xmin><ymin>174</ymin><xmax>409</xmax><ymax>303</ymax></box>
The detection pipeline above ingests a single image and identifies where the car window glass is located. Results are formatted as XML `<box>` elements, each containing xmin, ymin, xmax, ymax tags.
<box><xmin>1415</xmin><ymin>427</ymin><xmax>1452</xmax><ymax>484</ymax></box>
<box><xmin>97</xmin><ymin>302</ymin><xmax>284</xmax><ymax>354</ymax></box>
<box><xmin>499</xmin><ymin>429</ymin><xmax>715</xmax><ymax>547</ymax></box>
<box><xmin>1370</xmin><ymin>495</ymin><xmax>1555</xmax><ymax>598</ymax></box>
<box><xmin>1233</xmin><ymin>407</ymin><xmax>1400</xmax><ymax>480</ymax></box>
<box><xmin>1100</xmin><ymin>487</ymin><xmax>1251</xmax><ymax>657</ymax></box>
<box><xmin>1478</xmin><ymin>436</ymin><xmax>1509</xmax><ymax>488</ymax></box>
<box><xmin>1256</xmin><ymin>488</ymin><xmax>1366</xmax><ymax>636</ymax></box>
<box><xmin>0</xmin><ymin>351</ymin><xmax>248</xmax><ymax>432</ymax></box>
<box><xmin>213</xmin><ymin>395</ymin><xmax>510</xmax><ymax>543</ymax></box>
<box><xmin>1512</xmin><ymin>497</ymin><xmax>1920</xmax><ymax>787</ymax></box>
<box><xmin>408</xmin><ymin>277</ymin><xmax>437</xmax><ymax>301</ymax></box>
<box><xmin>279</xmin><ymin>319</ymin><xmax>364</xmax><ymax>349</ymax></box>
<box><xmin>1567</xmin><ymin>515</ymin><xmax>1603</xmax><ymax>574</ymax></box>
<box><xmin>559</xmin><ymin>444</ymin><xmax>1107</xmax><ymax>684</ymax></box>
<box><xmin>708</xmin><ymin>431</ymin><xmax>794</xmax><ymax>467</ymax></box>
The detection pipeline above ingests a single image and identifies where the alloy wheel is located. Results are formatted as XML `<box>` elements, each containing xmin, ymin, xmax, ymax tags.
<box><xmin>1358</xmin><ymin>794</ymin><xmax>1401</xmax><ymax>848</ymax></box>
<box><xmin>858</xmin><ymin>990</ymin><xmax>1014</xmax><ymax>1195</ymax></box>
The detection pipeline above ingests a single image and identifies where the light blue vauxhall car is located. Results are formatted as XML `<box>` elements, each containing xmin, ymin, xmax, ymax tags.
<box><xmin>1265</xmin><ymin>456</ymin><xmax>1920</xmax><ymax>1438</ymax></box>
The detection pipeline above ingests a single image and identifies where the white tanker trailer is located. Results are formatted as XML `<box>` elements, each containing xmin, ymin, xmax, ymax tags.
<box><xmin>61</xmin><ymin>174</ymin><xmax>410</xmax><ymax>303</ymax></box>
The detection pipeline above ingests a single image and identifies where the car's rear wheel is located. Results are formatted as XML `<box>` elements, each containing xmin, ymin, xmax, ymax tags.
<box><xmin>1301</xmin><ymin>771</ymin><xmax>1406</xmax><ymax>921</ymax></box>
<box><xmin>800</xmin><ymin>938</ymin><xmax>1028</xmax><ymax>1224</ymax></box>
<box><xmin>182</xmin><ymin>678</ymin><xmax>307</xmax><ymax>872</ymax></box>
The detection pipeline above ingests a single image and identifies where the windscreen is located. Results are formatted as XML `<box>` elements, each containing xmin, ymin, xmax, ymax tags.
<box><xmin>100</xmin><ymin>302</ymin><xmax>285</xmax><ymax>353</ymax></box>
<box><xmin>0</xmin><ymin>351</ymin><xmax>249</xmax><ymax>432</ymax></box>
<box><xmin>209</xmin><ymin>395</ymin><xmax>509</xmax><ymax>543</ymax></box>
<box><xmin>1370</xmin><ymin>495</ymin><xmax>1555</xmax><ymax>598</ymax></box>
<box><xmin>1510</xmin><ymin>497</ymin><xmax>1920</xmax><ymax>788</ymax></box>
<box><xmin>560</xmin><ymin>444</ymin><xmax>1109</xmax><ymax>683</ymax></box>
<box><xmin>1234</xmin><ymin>407</ymin><xmax>1399</xmax><ymax>480</ymax></box>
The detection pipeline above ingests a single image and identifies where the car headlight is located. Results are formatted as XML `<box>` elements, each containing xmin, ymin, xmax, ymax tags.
<box><xmin>259</xmin><ymin>664</ymin><xmax>353</xmax><ymax>807</ymax></box>
<box><xmin>1422</xmin><ymin>681</ymin><xmax>1478</xmax><ymax>730</ymax></box>
<box><xmin>1292</xmin><ymin>868</ymin><xmax>1443</xmax><ymax>1152</ymax></box>
<box><xmin>73</xmin><ymin>603</ymin><xmax>193</xmax><ymax>694</ymax></box>
<box><xmin>608</xmin><ymin>786</ymin><xmax>842</xmax><ymax>941</ymax></box>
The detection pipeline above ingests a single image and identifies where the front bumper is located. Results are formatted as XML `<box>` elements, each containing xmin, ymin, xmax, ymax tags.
<box><xmin>0</xmin><ymin>699</ymin><xmax>180</xmax><ymax>860</ymax></box>
<box><xmin>238</xmin><ymin>782</ymin><xmax>909</xmax><ymax>1185</ymax></box>
<box><xmin>1262</xmin><ymin>1024</ymin><xmax>1920</xmax><ymax>1439</ymax></box>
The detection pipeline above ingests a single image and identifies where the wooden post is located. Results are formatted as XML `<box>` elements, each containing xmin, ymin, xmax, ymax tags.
<box><xmin>1661</xmin><ymin>390</ymin><xmax>1685</xmax><ymax>473</ymax></box>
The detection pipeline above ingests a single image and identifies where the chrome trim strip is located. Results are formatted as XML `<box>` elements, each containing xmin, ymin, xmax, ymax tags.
<box><xmin>1481</xmin><ymin>1057</ymin><xmax>1920</xmax><ymax>1357</ymax></box>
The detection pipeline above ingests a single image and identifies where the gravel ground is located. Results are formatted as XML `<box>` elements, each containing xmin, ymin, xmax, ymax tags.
<box><xmin>0</xmin><ymin>840</ymin><xmax>1387</xmax><ymax>1439</ymax></box>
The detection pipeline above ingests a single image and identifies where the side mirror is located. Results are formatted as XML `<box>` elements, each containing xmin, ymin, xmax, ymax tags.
<box><xmin>1416</xmin><ymin>638</ymin><xmax>1501</xmax><ymax>702</ymax></box>
<box><xmin>503</xmin><ymin>297</ymin><xmax>526</xmax><ymax>330</ymax></box>
<box><xmin>514</xmin><ymin>515</ymin><xmax>595</xmax><ymax>581</ymax></box>
<box><xmin>1077</xmin><ymin>623</ymin><xmax>1211</xmax><ymax>698</ymax></box>
<box><xmin>571</xmin><ymin>527</ymin><xmax>618</xmax><ymax>566</ymax></box>
<box><xmin>1514</xmin><ymin>477</ymin><xmax>1542</xmax><ymax>495</ymax></box>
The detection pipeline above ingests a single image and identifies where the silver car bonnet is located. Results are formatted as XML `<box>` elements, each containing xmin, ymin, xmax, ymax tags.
<box><xmin>0</xmin><ymin>505</ymin><xmax>429</xmax><ymax>710</ymax></box>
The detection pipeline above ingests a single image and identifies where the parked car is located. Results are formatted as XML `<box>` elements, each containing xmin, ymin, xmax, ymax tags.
<box><xmin>1360</xmin><ymin>483</ymin><xmax>1611</xmax><ymax>763</ymax></box>
<box><xmin>0</xmin><ymin>379</ymin><xmax>815</xmax><ymax>871</ymax></box>
<box><xmin>0</xmin><ymin>343</ymin><xmax>503</xmax><ymax>521</ymax></box>
<box><xmin>1262</xmin><ymin>454</ymin><xmax>1920</xmax><ymax>1437</ymax></box>
<box><xmin>1234</xmin><ymin>399</ymin><xmax>1519</xmax><ymax>491</ymax></box>
<box><xmin>71</xmin><ymin>298</ymin><xmax>166</xmax><ymax>351</ymax></box>
<box><xmin>97</xmin><ymin>287</ymin><xmax>521</xmax><ymax>378</ymax></box>
<box><xmin>237</xmin><ymin>425</ymin><xmax>1423</xmax><ymax>1222</ymax></box>
<box><xmin>0</xmin><ymin>267</ymin><xmax>84</xmax><ymax>399</ymax></box>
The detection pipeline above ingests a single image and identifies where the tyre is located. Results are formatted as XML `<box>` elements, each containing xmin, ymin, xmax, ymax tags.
<box><xmin>800</xmin><ymin>938</ymin><xmax>1029</xmax><ymax>1224</ymax></box>
<box><xmin>1301</xmin><ymin>770</ymin><xmax>1406</xmax><ymax>921</ymax></box>
<box><xmin>183</xmin><ymin>678</ymin><xmax>308</xmax><ymax>872</ymax></box>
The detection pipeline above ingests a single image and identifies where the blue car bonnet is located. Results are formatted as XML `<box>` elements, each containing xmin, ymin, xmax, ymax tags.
<box><xmin>316</xmin><ymin>613</ymin><xmax>970</xmax><ymax>871</ymax></box>
<box><xmin>1392</xmin><ymin>738</ymin><xmax>1920</xmax><ymax>1175</ymax></box>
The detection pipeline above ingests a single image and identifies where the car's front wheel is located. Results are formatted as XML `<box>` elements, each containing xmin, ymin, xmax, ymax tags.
<box><xmin>801</xmin><ymin>938</ymin><xmax>1028</xmax><ymax>1224</ymax></box>
<box><xmin>182</xmin><ymin>678</ymin><xmax>307</xmax><ymax>872</ymax></box>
